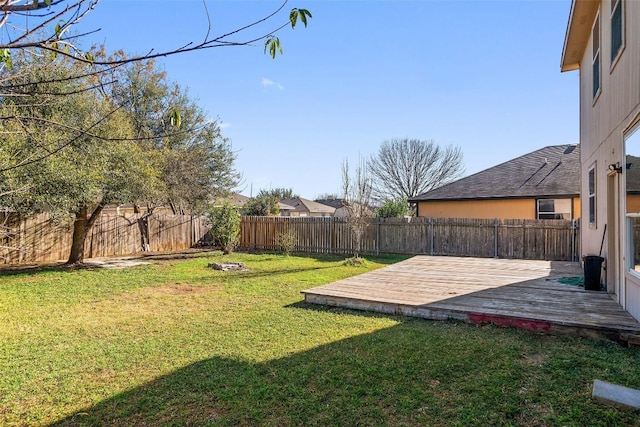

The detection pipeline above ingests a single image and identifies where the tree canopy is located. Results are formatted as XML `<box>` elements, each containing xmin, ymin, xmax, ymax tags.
<box><xmin>242</xmin><ymin>195</ymin><xmax>280</xmax><ymax>216</ymax></box>
<box><xmin>0</xmin><ymin>53</ymin><xmax>239</xmax><ymax>263</ymax></box>
<box><xmin>368</xmin><ymin>138</ymin><xmax>465</xmax><ymax>202</ymax></box>
<box><xmin>257</xmin><ymin>188</ymin><xmax>299</xmax><ymax>200</ymax></box>
<box><xmin>0</xmin><ymin>1</ymin><xmax>311</xmax><ymax>262</ymax></box>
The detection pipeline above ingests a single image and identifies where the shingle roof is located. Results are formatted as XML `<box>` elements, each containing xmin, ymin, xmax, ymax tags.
<box><xmin>314</xmin><ymin>199</ymin><xmax>345</xmax><ymax>209</ymax></box>
<box><xmin>626</xmin><ymin>156</ymin><xmax>640</xmax><ymax>194</ymax></box>
<box><xmin>280</xmin><ymin>198</ymin><xmax>336</xmax><ymax>214</ymax></box>
<box><xmin>409</xmin><ymin>144</ymin><xmax>580</xmax><ymax>202</ymax></box>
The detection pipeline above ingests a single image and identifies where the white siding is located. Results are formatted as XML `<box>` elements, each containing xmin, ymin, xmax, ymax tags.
<box><xmin>579</xmin><ymin>0</ymin><xmax>640</xmax><ymax>318</ymax></box>
<box><xmin>580</xmin><ymin>0</ymin><xmax>640</xmax><ymax>250</ymax></box>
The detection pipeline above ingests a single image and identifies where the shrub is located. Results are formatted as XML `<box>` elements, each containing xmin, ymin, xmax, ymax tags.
<box><xmin>376</xmin><ymin>199</ymin><xmax>411</xmax><ymax>218</ymax></box>
<box><xmin>275</xmin><ymin>228</ymin><xmax>297</xmax><ymax>256</ymax></box>
<box><xmin>209</xmin><ymin>201</ymin><xmax>240</xmax><ymax>254</ymax></box>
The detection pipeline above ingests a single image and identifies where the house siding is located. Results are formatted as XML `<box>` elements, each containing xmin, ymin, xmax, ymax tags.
<box><xmin>416</xmin><ymin>198</ymin><xmax>580</xmax><ymax>220</ymax></box>
<box><xmin>579</xmin><ymin>0</ymin><xmax>640</xmax><ymax>252</ymax></box>
<box><xmin>574</xmin><ymin>0</ymin><xmax>640</xmax><ymax>318</ymax></box>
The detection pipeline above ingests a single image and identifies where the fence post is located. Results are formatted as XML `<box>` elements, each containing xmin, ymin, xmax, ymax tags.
<box><xmin>494</xmin><ymin>218</ymin><xmax>499</xmax><ymax>258</ymax></box>
<box><xmin>253</xmin><ymin>217</ymin><xmax>257</xmax><ymax>250</ymax></box>
<box><xmin>376</xmin><ymin>218</ymin><xmax>380</xmax><ymax>256</ymax></box>
<box><xmin>429</xmin><ymin>217</ymin><xmax>434</xmax><ymax>256</ymax></box>
<box><xmin>571</xmin><ymin>219</ymin><xmax>576</xmax><ymax>262</ymax></box>
<box><xmin>329</xmin><ymin>216</ymin><xmax>333</xmax><ymax>254</ymax></box>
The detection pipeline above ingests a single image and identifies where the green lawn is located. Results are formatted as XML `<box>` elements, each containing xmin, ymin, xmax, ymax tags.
<box><xmin>1</xmin><ymin>252</ymin><xmax>639</xmax><ymax>426</ymax></box>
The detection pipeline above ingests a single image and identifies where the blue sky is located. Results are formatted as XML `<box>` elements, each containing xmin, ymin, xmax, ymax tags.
<box><xmin>78</xmin><ymin>0</ymin><xmax>578</xmax><ymax>199</ymax></box>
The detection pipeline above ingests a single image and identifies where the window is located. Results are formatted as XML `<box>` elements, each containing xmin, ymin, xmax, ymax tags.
<box><xmin>592</xmin><ymin>13</ymin><xmax>601</xmax><ymax>99</ymax></box>
<box><xmin>588</xmin><ymin>166</ymin><xmax>596</xmax><ymax>226</ymax></box>
<box><xmin>625</xmin><ymin>127</ymin><xmax>640</xmax><ymax>274</ymax></box>
<box><xmin>537</xmin><ymin>199</ymin><xmax>572</xmax><ymax>220</ymax></box>
<box><xmin>611</xmin><ymin>0</ymin><xmax>624</xmax><ymax>64</ymax></box>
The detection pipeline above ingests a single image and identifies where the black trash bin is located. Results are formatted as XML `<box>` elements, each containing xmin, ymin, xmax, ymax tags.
<box><xmin>583</xmin><ymin>255</ymin><xmax>604</xmax><ymax>291</ymax></box>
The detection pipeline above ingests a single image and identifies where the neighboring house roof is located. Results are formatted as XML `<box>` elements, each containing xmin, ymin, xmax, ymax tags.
<box><xmin>229</xmin><ymin>193</ymin><xmax>250</xmax><ymax>207</ymax></box>
<box><xmin>314</xmin><ymin>199</ymin><xmax>345</xmax><ymax>209</ymax></box>
<box><xmin>561</xmin><ymin>0</ymin><xmax>599</xmax><ymax>72</ymax></box>
<box><xmin>280</xmin><ymin>198</ymin><xmax>336</xmax><ymax>214</ymax></box>
<box><xmin>625</xmin><ymin>156</ymin><xmax>640</xmax><ymax>194</ymax></box>
<box><xmin>213</xmin><ymin>193</ymin><xmax>251</xmax><ymax>208</ymax></box>
<box><xmin>278</xmin><ymin>201</ymin><xmax>296</xmax><ymax>211</ymax></box>
<box><xmin>409</xmin><ymin>144</ymin><xmax>581</xmax><ymax>202</ymax></box>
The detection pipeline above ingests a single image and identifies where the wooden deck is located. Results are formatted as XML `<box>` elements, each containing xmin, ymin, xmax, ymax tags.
<box><xmin>302</xmin><ymin>256</ymin><xmax>640</xmax><ymax>343</ymax></box>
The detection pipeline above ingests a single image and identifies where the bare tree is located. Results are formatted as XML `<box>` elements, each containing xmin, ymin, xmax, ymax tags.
<box><xmin>342</xmin><ymin>158</ymin><xmax>373</xmax><ymax>259</ymax></box>
<box><xmin>0</xmin><ymin>1</ymin><xmax>311</xmax><ymax>67</ymax></box>
<box><xmin>368</xmin><ymin>138</ymin><xmax>465</xmax><ymax>202</ymax></box>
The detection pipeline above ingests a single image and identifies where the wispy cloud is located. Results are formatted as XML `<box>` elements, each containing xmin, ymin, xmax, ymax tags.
<box><xmin>262</xmin><ymin>77</ymin><xmax>284</xmax><ymax>90</ymax></box>
<box><xmin>218</xmin><ymin>122</ymin><xmax>231</xmax><ymax>130</ymax></box>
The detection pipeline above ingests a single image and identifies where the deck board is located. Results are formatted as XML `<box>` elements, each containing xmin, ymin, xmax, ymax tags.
<box><xmin>302</xmin><ymin>256</ymin><xmax>640</xmax><ymax>341</ymax></box>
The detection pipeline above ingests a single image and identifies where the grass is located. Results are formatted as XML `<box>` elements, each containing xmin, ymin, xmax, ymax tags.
<box><xmin>0</xmin><ymin>251</ymin><xmax>639</xmax><ymax>426</ymax></box>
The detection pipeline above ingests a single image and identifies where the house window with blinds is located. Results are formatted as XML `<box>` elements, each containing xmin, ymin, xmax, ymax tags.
<box><xmin>589</xmin><ymin>166</ymin><xmax>597</xmax><ymax>226</ymax></box>
<box><xmin>611</xmin><ymin>0</ymin><xmax>624</xmax><ymax>65</ymax></box>
<box><xmin>536</xmin><ymin>199</ymin><xmax>572</xmax><ymax>220</ymax></box>
<box><xmin>592</xmin><ymin>13</ymin><xmax>601</xmax><ymax>100</ymax></box>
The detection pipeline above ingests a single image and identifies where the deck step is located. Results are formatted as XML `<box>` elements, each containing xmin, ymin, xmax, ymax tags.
<box><xmin>625</xmin><ymin>334</ymin><xmax>640</xmax><ymax>348</ymax></box>
<box><xmin>592</xmin><ymin>380</ymin><xmax>640</xmax><ymax>409</ymax></box>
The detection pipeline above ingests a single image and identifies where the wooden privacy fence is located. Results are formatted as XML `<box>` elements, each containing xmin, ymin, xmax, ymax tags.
<box><xmin>0</xmin><ymin>213</ymin><xmax>209</xmax><ymax>264</ymax></box>
<box><xmin>1</xmin><ymin>214</ymin><xmax>580</xmax><ymax>265</ymax></box>
<box><xmin>239</xmin><ymin>216</ymin><xmax>581</xmax><ymax>261</ymax></box>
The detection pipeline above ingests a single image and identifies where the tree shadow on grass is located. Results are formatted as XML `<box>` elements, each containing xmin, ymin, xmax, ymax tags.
<box><xmin>48</xmin><ymin>322</ymin><xmax>639</xmax><ymax>427</ymax></box>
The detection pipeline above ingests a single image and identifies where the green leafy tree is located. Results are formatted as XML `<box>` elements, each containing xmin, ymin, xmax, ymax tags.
<box><xmin>0</xmin><ymin>52</ymin><xmax>238</xmax><ymax>263</ymax></box>
<box><xmin>242</xmin><ymin>195</ymin><xmax>280</xmax><ymax>216</ymax></box>
<box><xmin>377</xmin><ymin>199</ymin><xmax>411</xmax><ymax>218</ymax></box>
<box><xmin>0</xmin><ymin>53</ymin><xmax>161</xmax><ymax>263</ymax></box>
<box><xmin>209</xmin><ymin>201</ymin><xmax>241</xmax><ymax>255</ymax></box>
<box><xmin>103</xmin><ymin>57</ymin><xmax>240</xmax><ymax>215</ymax></box>
<box><xmin>257</xmin><ymin>188</ymin><xmax>298</xmax><ymax>200</ymax></box>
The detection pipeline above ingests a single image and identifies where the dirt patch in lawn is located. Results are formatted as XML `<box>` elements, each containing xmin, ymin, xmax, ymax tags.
<box><xmin>519</xmin><ymin>353</ymin><xmax>548</xmax><ymax>367</ymax></box>
<box><xmin>142</xmin><ymin>284</ymin><xmax>214</xmax><ymax>296</ymax></box>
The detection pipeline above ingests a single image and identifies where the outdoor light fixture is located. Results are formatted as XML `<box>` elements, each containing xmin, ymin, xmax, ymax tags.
<box><xmin>608</xmin><ymin>163</ymin><xmax>623</xmax><ymax>173</ymax></box>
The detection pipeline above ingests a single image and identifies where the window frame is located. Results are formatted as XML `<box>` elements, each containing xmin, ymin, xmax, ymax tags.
<box><xmin>536</xmin><ymin>198</ymin><xmax>572</xmax><ymax>220</ymax></box>
<box><xmin>610</xmin><ymin>0</ymin><xmax>625</xmax><ymax>70</ymax></box>
<box><xmin>592</xmin><ymin>11</ymin><xmax>601</xmax><ymax>102</ymax></box>
<box><xmin>588</xmin><ymin>165</ymin><xmax>597</xmax><ymax>227</ymax></box>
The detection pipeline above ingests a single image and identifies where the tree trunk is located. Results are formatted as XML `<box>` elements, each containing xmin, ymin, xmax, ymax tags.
<box><xmin>66</xmin><ymin>205</ymin><xmax>104</xmax><ymax>264</ymax></box>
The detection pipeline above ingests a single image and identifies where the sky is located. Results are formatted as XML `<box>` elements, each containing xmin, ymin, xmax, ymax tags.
<box><xmin>75</xmin><ymin>0</ymin><xmax>579</xmax><ymax>199</ymax></box>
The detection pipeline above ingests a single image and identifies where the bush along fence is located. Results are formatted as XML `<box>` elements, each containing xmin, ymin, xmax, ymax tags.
<box><xmin>0</xmin><ymin>213</ymin><xmax>209</xmax><ymax>264</ymax></box>
<box><xmin>239</xmin><ymin>216</ymin><xmax>581</xmax><ymax>262</ymax></box>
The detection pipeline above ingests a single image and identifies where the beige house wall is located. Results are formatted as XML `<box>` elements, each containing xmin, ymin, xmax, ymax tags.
<box><xmin>286</xmin><ymin>211</ymin><xmax>332</xmax><ymax>217</ymax></box>
<box><xmin>416</xmin><ymin>198</ymin><xmax>581</xmax><ymax>220</ymax></box>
